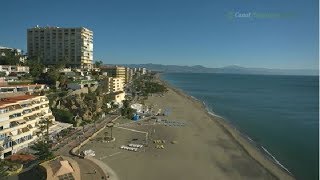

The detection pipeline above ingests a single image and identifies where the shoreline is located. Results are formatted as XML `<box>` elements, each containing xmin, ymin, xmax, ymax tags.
<box><xmin>198</xmin><ymin>92</ymin><xmax>292</xmax><ymax>174</ymax></box>
<box><xmin>158</xmin><ymin>75</ymin><xmax>295</xmax><ymax>180</ymax></box>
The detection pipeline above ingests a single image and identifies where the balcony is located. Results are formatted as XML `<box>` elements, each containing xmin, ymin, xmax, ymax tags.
<box><xmin>10</xmin><ymin>120</ymin><xmax>26</xmax><ymax>128</ymax></box>
<box><xmin>21</xmin><ymin>127</ymin><xmax>30</xmax><ymax>133</ymax></box>
<box><xmin>7</xmin><ymin>104</ymin><xmax>22</xmax><ymax>111</ymax></box>
<box><xmin>0</xmin><ymin>119</ymin><xmax>27</xmax><ymax>134</ymax></box>
<box><xmin>24</xmin><ymin>114</ymin><xmax>37</xmax><ymax>122</ymax></box>
<box><xmin>9</xmin><ymin>113</ymin><xmax>22</xmax><ymax>119</ymax></box>
<box><xmin>22</xmin><ymin>109</ymin><xmax>32</xmax><ymax>115</ymax></box>
<box><xmin>20</xmin><ymin>103</ymin><xmax>31</xmax><ymax>108</ymax></box>
<box><xmin>48</xmin><ymin>115</ymin><xmax>55</xmax><ymax>120</ymax></box>
<box><xmin>0</xmin><ymin>108</ymin><xmax>8</xmax><ymax>114</ymax></box>
<box><xmin>12</xmin><ymin>130</ymin><xmax>33</xmax><ymax>141</ymax></box>
<box><xmin>41</xmin><ymin>110</ymin><xmax>47</xmax><ymax>116</ymax></box>
<box><xmin>41</xmin><ymin>104</ymin><xmax>49</xmax><ymax>108</ymax></box>
<box><xmin>29</xmin><ymin>114</ymin><xmax>37</xmax><ymax>121</ymax></box>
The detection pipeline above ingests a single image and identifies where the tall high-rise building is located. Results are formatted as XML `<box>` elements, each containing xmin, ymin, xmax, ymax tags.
<box><xmin>125</xmin><ymin>67</ymin><xmax>133</xmax><ymax>83</ymax></box>
<box><xmin>27</xmin><ymin>26</ymin><xmax>93</xmax><ymax>68</ymax></box>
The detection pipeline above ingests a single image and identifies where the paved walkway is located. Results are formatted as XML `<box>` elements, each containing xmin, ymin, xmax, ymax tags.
<box><xmin>75</xmin><ymin>157</ymin><xmax>107</xmax><ymax>180</ymax></box>
<box><xmin>62</xmin><ymin>156</ymin><xmax>81</xmax><ymax>180</ymax></box>
<box><xmin>86</xmin><ymin>157</ymin><xmax>119</xmax><ymax>180</ymax></box>
<box><xmin>53</xmin><ymin>115</ymin><xmax>120</xmax><ymax>180</ymax></box>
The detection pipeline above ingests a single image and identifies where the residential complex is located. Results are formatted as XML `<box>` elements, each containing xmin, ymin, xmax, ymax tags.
<box><xmin>138</xmin><ymin>67</ymin><xmax>146</xmax><ymax>75</ymax></box>
<box><xmin>0</xmin><ymin>95</ymin><xmax>55</xmax><ymax>158</ymax></box>
<box><xmin>131</xmin><ymin>67</ymin><xmax>147</xmax><ymax>76</ymax></box>
<box><xmin>112</xmin><ymin>92</ymin><xmax>126</xmax><ymax>103</ymax></box>
<box><xmin>0</xmin><ymin>65</ymin><xmax>29</xmax><ymax>76</ymax></box>
<box><xmin>0</xmin><ymin>47</ymin><xmax>22</xmax><ymax>56</ymax></box>
<box><xmin>0</xmin><ymin>46</ymin><xmax>26</xmax><ymax>63</ymax></box>
<box><xmin>27</xmin><ymin>26</ymin><xmax>93</xmax><ymax>68</ymax></box>
<box><xmin>67</xmin><ymin>80</ymin><xmax>98</xmax><ymax>90</ymax></box>
<box><xmin>125</xmin><ymin>67</ymin><xmax>133</xmax><ymax>83</ymax></box>
<box><xmin>0</xmin><ymin>84</ymin><xmax>47</xmax><ymax>94</ymax></box>
<box><xmin>101</xmin><ymin>66</ymin><xmax>126</xmax><ymax>83</ymax></box>
<box><xmin>102</xmin><ymin>77</ymin><xmax>124</xmax><ymax>93</ymax></box>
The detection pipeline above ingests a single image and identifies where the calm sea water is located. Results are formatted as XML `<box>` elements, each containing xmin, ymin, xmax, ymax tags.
<box><xmin>161</xmin><ymin>73</ymin><xmax>319</xmax><ymax>180</ymax></box>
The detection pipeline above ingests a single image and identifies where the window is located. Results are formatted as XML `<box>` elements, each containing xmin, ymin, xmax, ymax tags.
<box><xmin>0</xmin><ymin>133</ymin><xmax>6</xmax><ymax>140</ymax></box>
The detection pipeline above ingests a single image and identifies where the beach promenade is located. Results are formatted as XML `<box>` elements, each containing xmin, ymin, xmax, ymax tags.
<box><xmin>52</xmin><ymin>115</ymin><xmax>121</xmax><ymax>180</ymax></box>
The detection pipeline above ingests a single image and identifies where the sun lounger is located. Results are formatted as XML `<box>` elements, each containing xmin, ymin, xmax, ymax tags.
<box><xmin>120</xmin><ymin>145</ymin><xmax>138</xmax><ymax>151</ymax></box>
<box><xmin>128</xmin><ymin>143</ymin><xmax>144</xmax><ymax>148</ymax></box>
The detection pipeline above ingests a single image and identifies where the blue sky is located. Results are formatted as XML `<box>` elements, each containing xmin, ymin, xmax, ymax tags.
<box><xmin>0</xmin><ymin>0</ymin><xmax>318</xmax><ymax>69</ymax></box>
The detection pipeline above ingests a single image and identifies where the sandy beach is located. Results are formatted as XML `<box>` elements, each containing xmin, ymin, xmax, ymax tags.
<box><xmin>80</xmin><ymin>79</ymin><xmax>295</xmax><ymax>180</ymax></box>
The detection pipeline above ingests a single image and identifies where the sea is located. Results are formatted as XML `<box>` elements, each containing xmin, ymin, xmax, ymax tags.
<box><xmin>161</xmin><ymin>73</ymin><xmax>319</xmax><ymax>180</ymax></box>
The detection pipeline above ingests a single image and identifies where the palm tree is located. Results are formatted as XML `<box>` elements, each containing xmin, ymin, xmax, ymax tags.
<box><xmin>30</xmin><ymin>140</ymin><xmax>53</xmax><ymax>161</ymax></box>
<box><xmin>38</xmin><ymin>117</ymin><xmax>53</xmax><ymax>142</ymax></box>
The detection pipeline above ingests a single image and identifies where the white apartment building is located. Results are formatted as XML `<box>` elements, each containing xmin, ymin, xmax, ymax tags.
<box><xmin>0</xmin><ymin>95</ymin><xmax>55</xmax><ymax>158</ymax></box>
<box><xmin>0</xmin><ymin>46</ymin><xmax>26</xmax><ymax>63</ymax></box>
<box><xmin>125</xmin><ymin>67</ymin><xmax>133</xmax><ymax>84</ymax></box>
<box><xmin>27</xmin><ymin>26</ymin><xmax>93</xmax><ymax>69</ymax></box>
<box><xmin>112</xmin><ymin>92</ymin><xmax>126</xmax><ymax>103</ymax></box>
<box><xmin>138</xmin><ymin>67</ymin><xmax>147</xmax><ymax>75</ymax></box>
<box><xmin>0</xmin><ymin>84</ymin><xmax>47</xmax><ymax>94</ymax></box>
<box><xmin>0</xmin><ymin>65</ymin><xmax>29</xmax><ymax>76</ymax></box>
<box><xmin>102</xmin><ymin>77</ymin><xmax>124</xmax><ymax>93</ymax></box>
<box><xmin>0</xmin><ymin>46</ymin><xmax>22</xmax><ymax>56</ymax></box>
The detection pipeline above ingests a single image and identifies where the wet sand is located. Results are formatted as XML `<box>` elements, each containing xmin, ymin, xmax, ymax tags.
<box><xmin>81</xmin><ymin>83</ymin><xmax>295</xmax><ymax>180</ymax></box>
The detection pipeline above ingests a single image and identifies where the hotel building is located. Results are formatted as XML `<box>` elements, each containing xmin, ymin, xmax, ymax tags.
<box><xmin>124</xmin><ymin>67</ymin><xmax>133</xmax><ymax>83</ymax></box>
<box><xmin>101</xmin><ymin>66</ymin><xmax>126</xmax><ymax>83</ymax></box>
<box><xmin>138</xmin><ymin>67</ymin><xmax>146</xmax><ymax>75</ymax></box>
<box><xmin>0</xmin><ymin>95</ymin><xmax>55</xmax><ymax>158</ymax></box>
<box><xmin>102</xmin><ymin>77</ymin><xmax>124</xmax><ymax>93</ymax></box>
<box><xmin>27</xmin><ymin>26</ymin><xmax>93</xmax><ymax>69</ymax></box>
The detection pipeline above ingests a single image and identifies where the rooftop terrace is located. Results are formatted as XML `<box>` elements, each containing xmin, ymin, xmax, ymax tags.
<box><xmin>0</xmin><ymin>95</ymin><xmax>39</xmax><ymax>107</ymax></box>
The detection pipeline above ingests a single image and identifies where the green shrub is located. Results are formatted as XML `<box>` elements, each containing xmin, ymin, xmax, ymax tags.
<box><xmin>52</xmin><ymin>108</ymin><xmax>74</xmax><ymax>123</ymax></box>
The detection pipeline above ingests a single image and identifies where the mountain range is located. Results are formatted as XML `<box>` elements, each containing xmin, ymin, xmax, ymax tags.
<box><xmin>108</xmin><ymin>63</ymin><xmax>318</xmax><ymax>76</ymax></box>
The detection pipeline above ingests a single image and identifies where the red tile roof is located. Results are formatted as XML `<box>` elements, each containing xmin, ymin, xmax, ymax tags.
<box><xmin>0</xmin><ymin>95</ymin><xmax>39</xmax><ymax>107</ymax></box>
<box><xmin>0</xmin><ymin>84</ymin><xmax>45</xmax><ymax>88</ymax></box>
